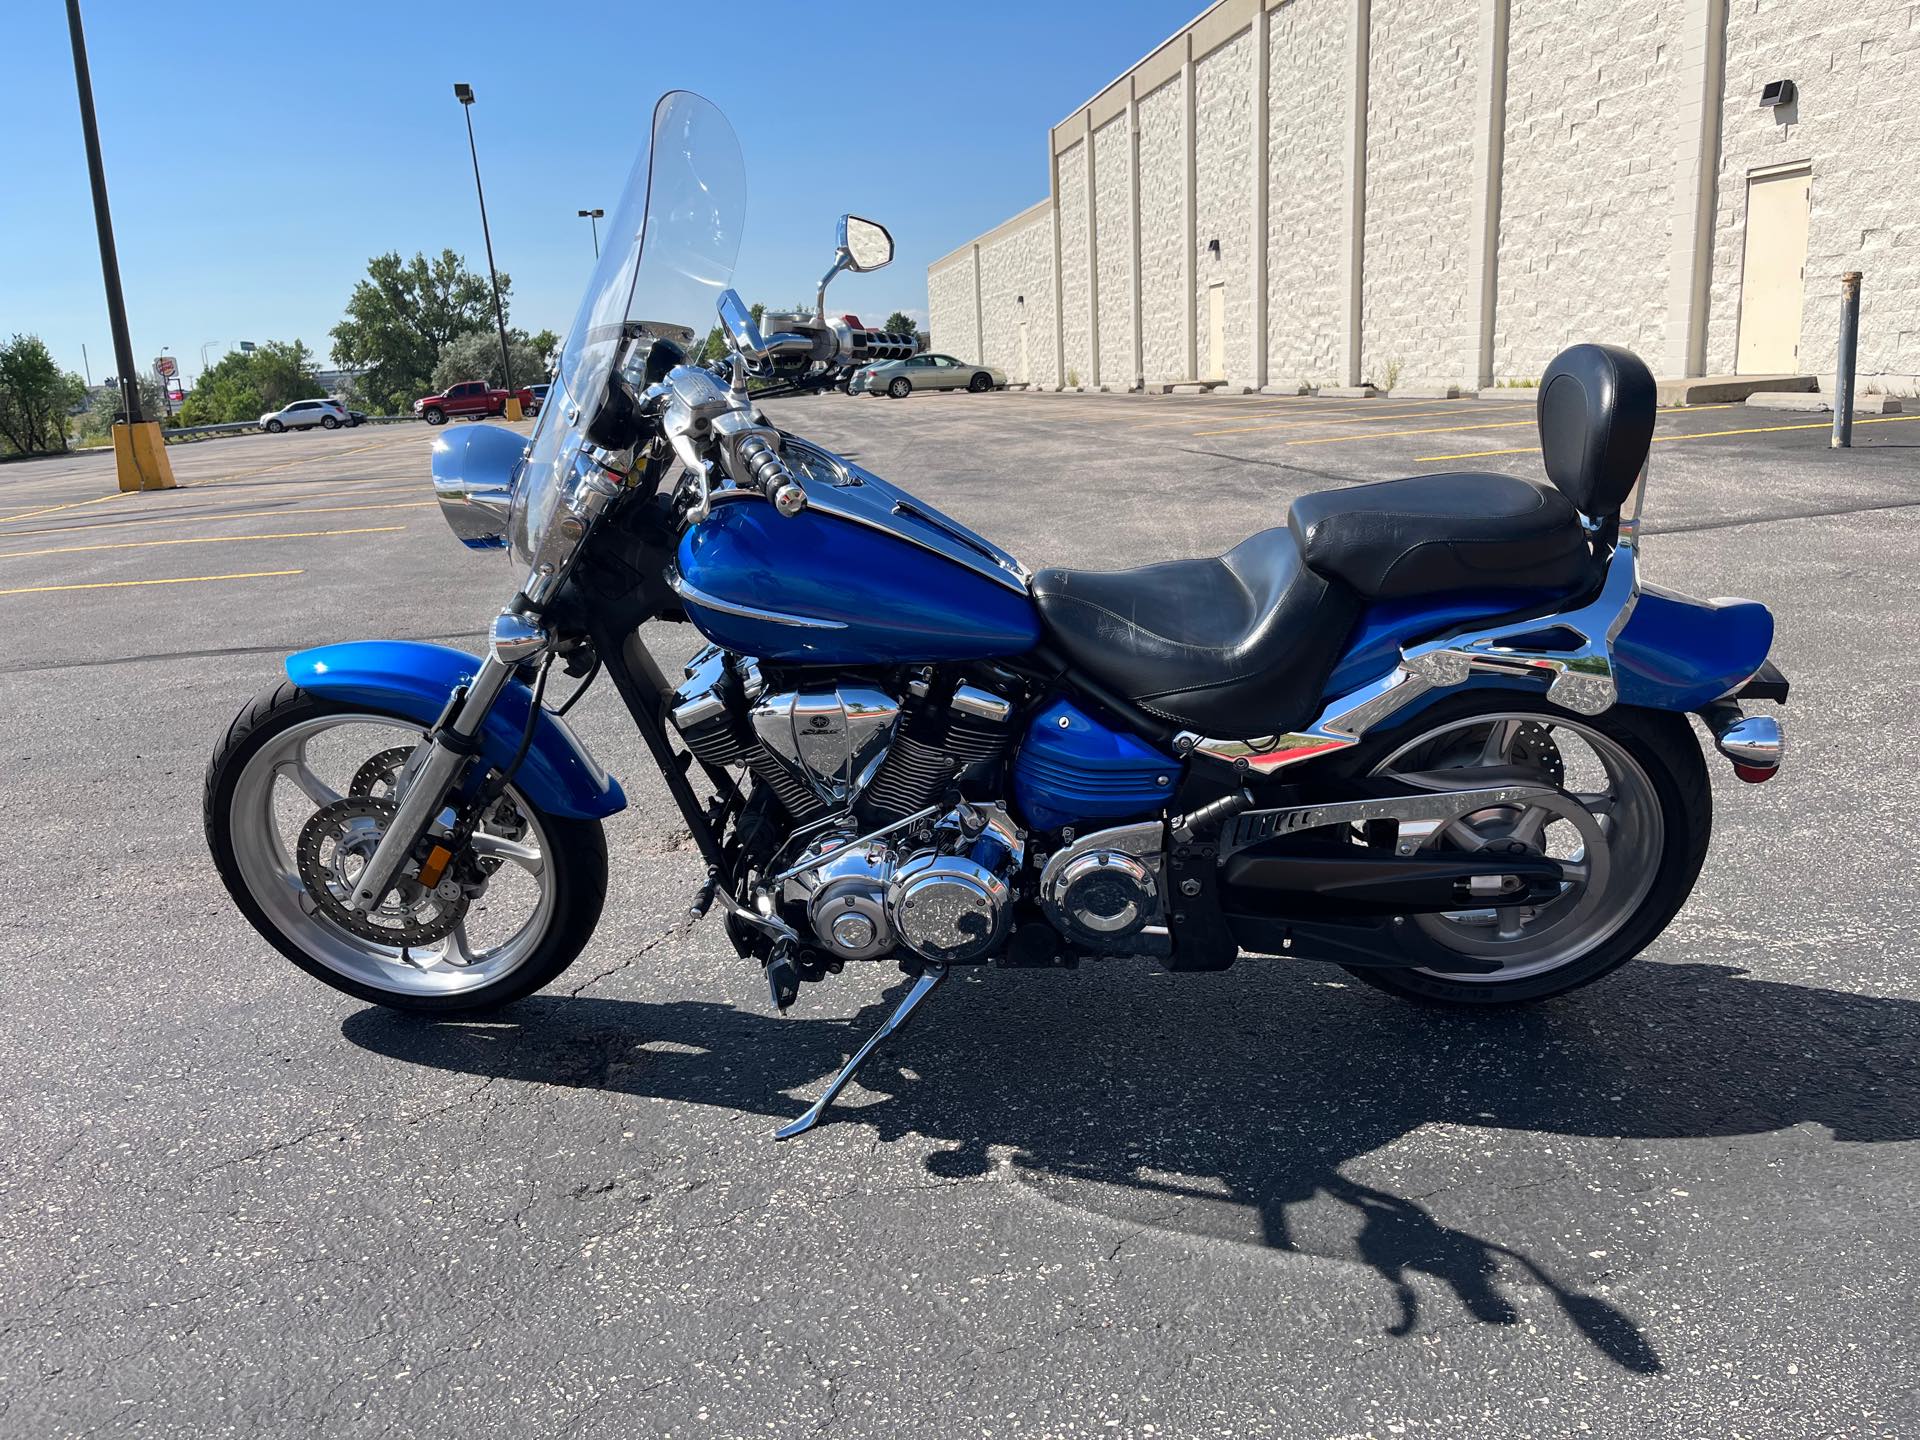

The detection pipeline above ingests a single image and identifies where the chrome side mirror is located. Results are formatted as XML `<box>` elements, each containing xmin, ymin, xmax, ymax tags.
<box><xmin>840</xmin><ymin>215</ymin><xmax>893</xmax><ymax>273</ymax></box>
<box><xmin>718</xmin><ymin>289</ymin><xmax>766</xmax><ymax>361</ymax></box>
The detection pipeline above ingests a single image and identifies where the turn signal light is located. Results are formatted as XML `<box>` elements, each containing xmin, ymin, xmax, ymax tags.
<box><xmin>1732</xmin><ymin>763</ymin><xmax>1777</xmax><ymax>784</ymax></box>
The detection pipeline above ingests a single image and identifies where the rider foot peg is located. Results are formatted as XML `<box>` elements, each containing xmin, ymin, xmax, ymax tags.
<box><xmin>765</xmin><ymin>943</ymin><xmax>800</xmax><ymax>1012</ymax></box>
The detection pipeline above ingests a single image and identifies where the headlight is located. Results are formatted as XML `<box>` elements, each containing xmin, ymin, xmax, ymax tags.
<box><xmin>430</xmin><ymin>422</ymin><xmax>525</xmax><ymax>550</ymax></box>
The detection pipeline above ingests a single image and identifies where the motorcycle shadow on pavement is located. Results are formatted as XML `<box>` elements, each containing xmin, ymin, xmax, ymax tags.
<box><xmin>342</xmin><ymin>957</ymin><xmax>1920</xmax><ymax>1375</ymax></box>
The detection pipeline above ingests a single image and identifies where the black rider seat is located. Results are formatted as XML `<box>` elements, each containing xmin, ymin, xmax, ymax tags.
<box><xmin>1032</xmin><ymin>473</ymin><xmax>1595</xmax><ymax>740</ymax></box>
<box><xmin>1286</xmin><ymin>471</ymin><xmax>1594</xmax><ymax>600</ymax></box>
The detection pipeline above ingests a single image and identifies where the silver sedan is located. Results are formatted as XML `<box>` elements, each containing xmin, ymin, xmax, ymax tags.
<box><xmin>851</xmin><ymin>353</ymin><xmax>1006</xmax><ymax>398</ymax></box>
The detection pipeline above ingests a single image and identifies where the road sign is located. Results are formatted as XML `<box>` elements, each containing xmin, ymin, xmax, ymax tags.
<box><xmin>153</xmin><ymin>355</ymin><xmax>177</xmax><ymax>378</ymax></box>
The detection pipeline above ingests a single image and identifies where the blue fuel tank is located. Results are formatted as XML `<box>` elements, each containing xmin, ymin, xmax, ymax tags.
<box><xmin>672</xmin><ymin>463</ymin><xmax>1041</xmax><ymax>665</ymax></box>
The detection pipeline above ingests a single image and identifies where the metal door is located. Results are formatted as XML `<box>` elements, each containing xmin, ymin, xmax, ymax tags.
<box><xmin>1735</xmin><ymin>166</ymin><xmax>1812</xmax><ymax>374</ymax></box>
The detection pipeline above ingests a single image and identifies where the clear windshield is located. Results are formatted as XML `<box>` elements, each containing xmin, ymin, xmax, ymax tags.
<box><xmin>511</xmin><ymin>92</ymin><xmax>745</xmax><ymax>564</ymax></box>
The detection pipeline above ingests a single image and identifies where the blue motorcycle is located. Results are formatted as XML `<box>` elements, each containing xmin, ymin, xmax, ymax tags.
<box><xmin>204</xmin><ymin>93</ymin><xmax>1788</xmax><ymax>1138</ymax></box>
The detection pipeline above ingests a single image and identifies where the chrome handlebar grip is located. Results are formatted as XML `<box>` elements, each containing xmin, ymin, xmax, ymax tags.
<box><xmin>735</xmin><ymin>434</ymin><xmax>808</xmax><ymax>517</ymax></box>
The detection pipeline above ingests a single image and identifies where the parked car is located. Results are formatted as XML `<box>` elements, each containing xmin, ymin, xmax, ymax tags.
<box><xmin>412</xmin><ymin>380</ymin><xmax>537</xmax><ymax>425</ymax></box>
<box><xmin>851</xmin><ymin>353</ymin><xmax>1005</xmax><ymax>398</ymax></box>
<box><xmin>345</xmin><ymin>409</ymin><xmax>369</xmax><ymax>427</ymax></box>
<box><xmin>259</xmin><ymin>398</ymin><xmax>350</xmax><ymax>433</ymax></box>
<box><xmin>526</xmin><ymin>383</ymin><xmax>550</xmax><ymax>416</ymax></box>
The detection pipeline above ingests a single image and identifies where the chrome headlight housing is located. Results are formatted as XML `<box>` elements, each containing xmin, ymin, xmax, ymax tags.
<box><xmin>430</xmin><ymin>423</ymin><xmax>527</xmax><ymax>551</ymax></box>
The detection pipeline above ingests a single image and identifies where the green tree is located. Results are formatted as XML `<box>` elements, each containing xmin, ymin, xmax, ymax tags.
<box><xmin>179</xmin><ymin>340</ymin><xmax>322</xmax><ymax>425</ymax></box>
<box><xmin>330</xmin><ymin>250</ymin><xmax>508</xmax><ymax>414</ymax></box>
<box><xmin>431</xmin><ymin>328</ymin><xmax>552</xmax><ymax>392</ymax></box>
<box><xmin>882</xmin><ymin>311</ymin><xmax>916</xmax><ymax>338</ymax></box>
<box><xmin>0</xmin><ymin>335</ymin><xmax>87</xmax><ymax>456</ymax></box>
<box><xmin>71</xmin><ymin>375</ymin><xmax>171</xmax><ymax>445</ymax></box>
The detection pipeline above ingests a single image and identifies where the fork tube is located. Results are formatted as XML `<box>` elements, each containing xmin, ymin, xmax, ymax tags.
<box><xmin>346</xmin><ymin>652</ymin><xmax>516</xmax><ymax>913</ymax></box>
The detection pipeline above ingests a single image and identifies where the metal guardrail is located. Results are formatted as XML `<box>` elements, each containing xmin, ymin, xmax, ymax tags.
<box><xmin>161</xmin><ymin>414</ymin><xmax>415</xmax><ymax>443</ymax></box>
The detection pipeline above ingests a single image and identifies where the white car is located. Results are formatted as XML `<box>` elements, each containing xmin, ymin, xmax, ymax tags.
<box><xmin>260</xmin><ymin>398</ymin><xmax>349</xmax><ymax>433</ymax></box>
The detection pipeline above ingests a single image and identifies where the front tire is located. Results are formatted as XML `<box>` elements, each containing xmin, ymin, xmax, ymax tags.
<box><xmin>204</xmin><ymin>681</ymin><xmax>608</xmax><ymax>1013</ymax></box>
<box><xmin>967</xmin><ymin>372</ymin><xmax>992</xmax><ymax>393</ymax></box>
<box><xmin>888</xmin><ymin>377</ymin><xmax>912</xmax><ymax>399</ymax></box>
<box><xmin>265</xmin><ymin>419</ymin><xmax>285</xmax><ymax>433</ymax></box>
<box><xmin>423</xmin><ymin>406</ymin><xmax>446</xmax><ymax>425</ymax></box>
<box><xmin>1331</xmin><ymin>694</ymin><xmax>1711</xmax><ymax>1006</ymax></box>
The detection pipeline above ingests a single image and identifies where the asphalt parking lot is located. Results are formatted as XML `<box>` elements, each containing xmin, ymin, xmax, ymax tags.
<box><xmin>5</xmin><ymin>390</ymin><xmax>1919</xmax><ymax>1438</ymax></box>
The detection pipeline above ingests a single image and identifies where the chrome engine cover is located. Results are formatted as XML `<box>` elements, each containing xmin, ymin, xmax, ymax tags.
<box><xmin>751</xmin><ymin>686</ymin><xmax>900</xmax><ymax>805</ymax></box>
<box><xmin>1037</xmin><ymin>821</ymin><xmax>1170</xmax><ymax>955</ymax></box>
<box><xmin>884</xmin><ymin>807</ymin><xmax>1021</xmax><ymax>964</ymax></box>
<box><xmin>785</xmin><ymin>831</ymin><xmax>896</xmax><ymax>961</ymax></box>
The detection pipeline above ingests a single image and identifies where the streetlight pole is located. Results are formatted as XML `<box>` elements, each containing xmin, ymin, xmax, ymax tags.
<box><xmin>65</xmin><ymin>0</ymin><xmax>141</xmax><ymax>427</ymax></box>
<box><xmin>453</xmin><ymin>83</ymin><xmax>514</xmax><ymax>396</ymax></box>
<box><xmin>577</xmin><ymin>207</ymin><xmax>604</xmax><ymax>260</ymax></box>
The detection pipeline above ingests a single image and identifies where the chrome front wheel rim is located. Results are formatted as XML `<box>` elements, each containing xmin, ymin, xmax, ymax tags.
<box><xmin>228</xmin><ymin>712</ymin><xmax>556</xmax><ymax>997</ymax></box>
<box><xmin>1370</xmin><ymin>711</ymin><xmax>1664</xmax><ymax>983</ymax></box>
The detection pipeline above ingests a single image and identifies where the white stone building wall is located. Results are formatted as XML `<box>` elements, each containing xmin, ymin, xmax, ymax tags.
<box><xmin>1362</xmin><ymin>0</ymin><xmax>1478</xmax><ymax>389</ymax></box>
<box><xmin>978</xmin><ymin>210</ymin><xmax>1058</xmax><ymax>387</ymax></box>
<box><xmin>1705</xmin><ymin>0</ymin><xmax>1920</xmax><ymax>389</ymax></box>
<box><xmin>1057</xmin><ymin>140</ymin><xmax>1093</xmax><ymax>386</ymax></box>
<box><xmin>1137</xmin><ymin>78</ymin><xmax>1188</xmax><ymax>383</ymax></box>
<box><xmin>927</xmin><ymin>257</ymin><xmax>977</xmax><ymax>364</ymax></box>
<box><xmin>1094</xmin><ymin>116</ymin><xmax>1136</xmax><ymax>387</ymax></box>
<box><xmin>1491</xmin><ymin>0</ymin><xmax>1682</xmax><ymax>383</ymax></box>
<box><xmin>1266</xmin><ymin>0</ymin><xmax>1350</xmax><ymax>389</ymax></box>
<box><xmin>1195</xmin><ymin>33</ymin><xmax>1255</xmax><ymax>385</ymax></box>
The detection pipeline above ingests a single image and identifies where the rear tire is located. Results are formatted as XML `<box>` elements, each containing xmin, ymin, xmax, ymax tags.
<box><xmin>321</xmin><ymin>416</ymin><xmax>339</xmax><ymax>429</ymax></box>
<box><xmin>888</xmin><ymin>377</ymin><xmax>912</xmax><ymax>399</ymax></box>
<box><xmin>204</xmin><ymin>681</ymin><xmax>608</xmax><ymax>1014</ymax></box>
<box><xmin>1328</xmin><ymin>694</ymin><xmax>1711</xmax><ymax>1006</ymax></box>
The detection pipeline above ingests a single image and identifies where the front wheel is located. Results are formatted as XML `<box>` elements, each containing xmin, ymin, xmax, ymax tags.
<box><xmin>423</xmin><ymin>406</ymin><xmax>446</xmax><ymax>425</ymax></box>
<box><xmin>967</xmin><ymin>372</ymin><xmax>992</xmax><ymax>393</ymax></box>
<box><xmin>203</xmin><ymin>681</ymin><xmax>608</xmax><ymax>1013</ymax></box>
<box><xmin>888</xmin><ymin>377</ymin><xmax>911</xmax><ymax>398</ymax></box>
<box><xmin>265</xmin><ymin>419</ymin><xmax>285</xmax><ymax>433</ymax></box>
<box><xmin>1333</xmin><ymin>694</ymin><xmax>1711</xmax><ymax>1006</ymax></box>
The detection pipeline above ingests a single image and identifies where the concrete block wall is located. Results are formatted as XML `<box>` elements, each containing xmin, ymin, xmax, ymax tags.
<box><xmin>1706</xmin><ymin>0</ymin><xmax>1920</xmax><ymax>391</ymax></box>
<box><xmin>929</xmin><ymin>0</ymin><xmax>1920</xmax><ymax>395</ymax></box>
<box><xmin>1137</xmin><ymin>79</ymin><xmax>1189</xmax><ymax>382</ymax></box>
<box><xmin>1057</xmin><ymin>140</ymin><xmax>1093</xmax><ymax>386</ymax></box>
<box><xmin>926</xmin><ymin>256</ymin><xmax>977</xmax><ymax>363</ymax></box>
<box><xmin>1266</xmin><ymin>0</ymin><xmax>1350</xmax><ymax>389</ymax></box>
<box><xmin>1492</xmin><ymin>0</ymin><xmax>1683</xmax><ymax>384</ymax></box>
<box><xmin>1195</xmin><ymin>32</ymin><xmax>1256</xmax><ymax>384</ymax></box>
<box><xmin>1361</xmin><ymin>0</ymin><xmax>1478</xmax><ymax>389</ymax></box>
<box><xmin>979</xmin><ymin>207</ymin><xmax>1058</xmax><ymax>387</ymax></box>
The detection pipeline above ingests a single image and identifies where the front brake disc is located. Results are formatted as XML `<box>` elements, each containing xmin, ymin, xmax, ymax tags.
<box><xmin>296</xmin><ymin>796</ymin><xmax>467</xmax><ymax>945</ymax></box>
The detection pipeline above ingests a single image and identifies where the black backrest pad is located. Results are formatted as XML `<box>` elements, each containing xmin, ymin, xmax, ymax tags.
<box><xmin>1536</xmin><ymin>343</ymin><xmax>1656</xmax><ymax>517</ymax></box>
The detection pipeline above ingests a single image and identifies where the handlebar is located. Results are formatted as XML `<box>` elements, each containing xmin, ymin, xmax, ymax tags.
<box><xmin>732</xmin><ymin>433</ymin><xmax>807</xmax><ymax>517</ymax></box>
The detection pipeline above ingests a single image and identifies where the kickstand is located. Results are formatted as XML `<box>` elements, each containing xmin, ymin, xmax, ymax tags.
<box><xmin>773</xmin><ymin>962</ymin><xmax>948</xmax><ymax>1140</ymax></box>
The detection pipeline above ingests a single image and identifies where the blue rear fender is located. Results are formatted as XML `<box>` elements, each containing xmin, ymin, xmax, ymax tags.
<box><xmin>285</xmin><ymin>641</ymin><xmax>627</xmax><ymax>821</ymax></box>
<box><xmin>1328</xmin><ymin>583</ymin><xmax>1776</xmax><ymax>716</ymax></box>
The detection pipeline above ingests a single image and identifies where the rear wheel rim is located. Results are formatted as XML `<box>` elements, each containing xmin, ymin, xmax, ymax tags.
<box><xmin>1369</xmin><ymin>711</ymin><xmax>1663</xmax><ymax>983</ymax></box>
<box><xmin>228</xmin><ymin>712</ymin><xmax>557</xmax><ymax>997</ymax></box>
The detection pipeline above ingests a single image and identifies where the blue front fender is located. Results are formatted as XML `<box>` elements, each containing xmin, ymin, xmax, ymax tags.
<box><xmin>286</xmin><ymin>641</ymin><xmax>627</xmax><ymax>821</ymax></box>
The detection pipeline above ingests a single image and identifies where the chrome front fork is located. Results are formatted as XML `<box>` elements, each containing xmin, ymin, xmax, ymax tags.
<box><xmin>345</xmin><ymin>612</ymin><xmax>547</xmax><ymax>914</ymax></box>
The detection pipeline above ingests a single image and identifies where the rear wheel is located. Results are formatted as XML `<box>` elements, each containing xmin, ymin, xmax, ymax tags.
<box><xmin>204</xmin><ymin>682</ymin><xmax>607</xmax><ymax>1013</ymax></box>
<box><xmin>888</xmin><ymin>377</ymin><xmax>911</xmax><ymax>399</ymax></box>
<box><xmin>321</xmin><ymin>416</ymin><xmax>339</xmax><ymax>429</ymax></box>
<box><xmin>1334</xmin><ymin>694</ymin><xmax>1710</xmax><ymax>1005</ymax></box>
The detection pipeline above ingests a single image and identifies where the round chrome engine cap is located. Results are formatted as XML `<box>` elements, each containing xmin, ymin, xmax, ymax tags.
<box><xmin>830</xmin><ymin>912</ymin><xmax>877</xmax><ymax>951</ymax></box>
<box><xmin>887</xmin><ymin>855</ymin><xmax>1010</xmax><ymax>964</ymax></box>
<box><xmin>1041</xmin><ymin>847</ymin><xmax>1159</xmax><ymax>946</ymax></box>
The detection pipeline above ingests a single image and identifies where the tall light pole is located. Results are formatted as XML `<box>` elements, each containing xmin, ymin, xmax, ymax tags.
<box><xmin>577</xmin><ymin>208</ymin><xmax>604</xmax><ymax>259</ymax></box>
<box><xmin>453</xmin><ymin>82</ymin><xmax>514</xmax><ymax>394</ymax></box>
<box><xmin>66</xmin><ymin>0</ymin><xmax>141</xmax><ymax>426</ymax></box>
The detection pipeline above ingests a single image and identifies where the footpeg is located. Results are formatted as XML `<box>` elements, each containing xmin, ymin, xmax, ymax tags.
<box><xmin>765</xmin><ymin>941</ymin><xmax>800</xmax><ymax>1012</ymax></box>
<box><xmin>774</xmin><ymin>962</ymin><xmax>948</xmax><ymax>1139</ymax></box>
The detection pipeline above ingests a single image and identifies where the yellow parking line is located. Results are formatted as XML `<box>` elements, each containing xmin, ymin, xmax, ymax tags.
<box><xmin>0</xmin><ymin>492</ymin><xmax>133</xmax><ymax>526</ymax></box>
<box><xmin>1417</xmin><ymin>412</ymin><xmax>1920</xmax><ymax>461</ymax></box>
<box><xmin>0</xmin><ymin>569</ymin><xmax>303</xmax><ymax>598</ymax></box>
<box><xmin>1</xmin><ymin>500</ymin><xmax>433</xmax><ymax>539</ymax></box>
<box><xmin>0</xmin><ymin>526</ymin><xmax>403</xmax><ymax>562</ymax></box>
<box><xmin>1191</xmin><ymin>405</ymin><xmax>1516</xmax><ymax>437</ymax></box>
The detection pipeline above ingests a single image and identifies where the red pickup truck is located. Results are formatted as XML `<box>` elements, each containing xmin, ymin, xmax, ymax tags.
<box><xmin>413</xmin><ymin>380</ymin><xmax>539</xmax><ymax>425</ymax></box>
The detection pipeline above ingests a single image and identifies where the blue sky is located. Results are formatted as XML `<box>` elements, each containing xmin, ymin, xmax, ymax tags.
<box><xmin>7</xmin><ymin>1</ymin><xmax>1197</xmax><ymax>385</ymax></box>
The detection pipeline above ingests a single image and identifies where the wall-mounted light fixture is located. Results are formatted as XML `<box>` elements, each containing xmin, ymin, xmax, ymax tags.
<box><xmin>1207</xmin><ymin>238</ymin><xmax>1221</xmax><ymax>259</ymax></box>
<box><xmin>1017</xmin><ymin>294</ymin><xmax>1025</xmax><ymax>305</ymax></box>
<box><xmin>1759</xmin><ymin>79</ymin><xmax>1796</xmax><ymax>109</ymax></box>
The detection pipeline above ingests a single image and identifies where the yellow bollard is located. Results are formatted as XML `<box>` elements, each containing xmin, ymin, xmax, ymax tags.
<box><xmin>111</xmin><ymin>421</ymin><xmax>177</xmax><ymax>492</ymax></box>
<box><xmin>504</xmin><ymin>396</ymin><xmax>524</xmax><ymax>422</ymax></box>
